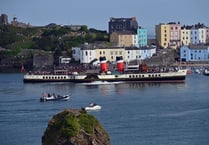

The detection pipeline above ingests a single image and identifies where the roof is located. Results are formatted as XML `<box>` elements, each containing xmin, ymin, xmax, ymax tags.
<box><xmin>189</xmin><ymin>45</ymin><xmax>209</xmax><ymax>50</ymax></box>
<box><xmin>112</xmin><ymin>31</ymin><xmax>136</xmax><ymax>35</ymax></box>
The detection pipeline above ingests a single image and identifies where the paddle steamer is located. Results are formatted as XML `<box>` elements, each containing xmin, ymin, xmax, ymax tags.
<box><xmin>23</xmin><ymin>57</ymin><xmax>187</xmax><ymax>83</ymax></box>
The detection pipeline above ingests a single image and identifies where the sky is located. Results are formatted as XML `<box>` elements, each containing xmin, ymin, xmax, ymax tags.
<box><xmin>0</xmin><ymin>0</ymin><xmax>209</xmax><ymax>35</ymax></box>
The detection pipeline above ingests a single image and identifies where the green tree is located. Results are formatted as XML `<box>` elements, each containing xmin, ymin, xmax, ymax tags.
<box><xmin>80</xmin><ymin>26</ymin><xmax>88</xmax><ymax>33</ymax></box>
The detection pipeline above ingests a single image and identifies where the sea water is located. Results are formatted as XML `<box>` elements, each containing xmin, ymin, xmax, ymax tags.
<box><xmin>0</xmin><ymin>73</ymin><xmax>209</xmax><ymax>145</ymax></box>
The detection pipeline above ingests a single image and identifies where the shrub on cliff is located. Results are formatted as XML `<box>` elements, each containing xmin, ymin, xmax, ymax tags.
<box><xmin>42</xmin><ymin>109</ymin><xmax>110</xmax><ymax>145</ymax></box>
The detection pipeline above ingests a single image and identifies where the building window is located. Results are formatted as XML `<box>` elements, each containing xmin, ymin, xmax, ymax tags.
<box><xmin>85</xmin><ymin>51</ymin><xmax>88</xmax><ymax>56</ymax></box>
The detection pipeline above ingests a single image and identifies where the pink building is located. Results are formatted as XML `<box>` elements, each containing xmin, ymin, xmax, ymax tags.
<box><xmin>169</xmin><ymin>22</ymin><xmax>181</xmax><ymax>48</ymax></box>
<box><xmin>206</xmin><ymin>27</ymin><xmax>209</xmax><ymax>44</ymax></box>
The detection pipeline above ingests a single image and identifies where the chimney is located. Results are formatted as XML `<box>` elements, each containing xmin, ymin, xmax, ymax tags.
<box><xmin>116</xmin><ymin>56</ymin><xmax>124</xmax><ymax>72</ymax></box>
<box><xmin>99</xmin><ymin>56</ymin><xmax>108</xmax><ymax>73</ymax></box>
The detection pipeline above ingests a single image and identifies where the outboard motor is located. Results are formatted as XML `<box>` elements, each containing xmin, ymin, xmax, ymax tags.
<box><xmin>116</xmin><ymin>56</ymin><xmax>124</xmax><ymax>72</ymax></box>
<box><xmin>99</xmin><ymin>56</ymin><xmax>108</xmax><ymax>72</ymax></box>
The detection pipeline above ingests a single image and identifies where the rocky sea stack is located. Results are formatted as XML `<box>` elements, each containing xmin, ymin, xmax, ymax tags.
<box><xmin>42</xmin><ymin>109</ymin><xmax>110</xmax><ymax>145</ymax></box>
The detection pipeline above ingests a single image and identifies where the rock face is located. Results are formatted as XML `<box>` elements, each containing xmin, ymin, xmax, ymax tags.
<box><xmin>42</xmin><ymin>109</ymin><xmax>110</xmax><ymax>145</ymax></box>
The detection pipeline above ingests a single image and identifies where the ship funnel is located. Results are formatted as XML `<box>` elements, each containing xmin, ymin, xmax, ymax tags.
<box><xmin>116</xmin><ymin>56</ymin><xmax>124</xmax><ymax>72</ymax></box>
<box><xmin>99</xmin><ymin>56</ymin><xmax>108</xmax><ymax>72</ymax></box>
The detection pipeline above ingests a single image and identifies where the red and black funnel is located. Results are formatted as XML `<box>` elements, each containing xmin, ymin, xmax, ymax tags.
<box><xmin>116</xmin><ymin>56</ymin><xmax>124</xmax><ymax>72</ymax></box>
<box><xmin>99</xmin><ymin>56</ymin><xmax>108</xmax><ymax>72</ymax></box>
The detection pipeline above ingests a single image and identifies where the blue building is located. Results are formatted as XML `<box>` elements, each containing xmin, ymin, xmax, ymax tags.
<box><xmin>137</xmin><ymin>27</ymin><xmax>147</xmax><ymax>47</ymax></box>
<box><xmin>180</xmin><ymin>45</ymin><xmax>209</xmax><ymax>62</ymax></box>
<box><xmin>190</xmin><ymin>28</ymin><xmax>199</xmax><ymax>44</ymax></box>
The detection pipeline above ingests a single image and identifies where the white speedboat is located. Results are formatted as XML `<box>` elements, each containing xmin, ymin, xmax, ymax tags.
<box><xmin>83</xmin><ymin>103</ymin><xmax>102</xmax><ymax>111</ymax></box>
<box><xmin>203</xmin><ymin>68</ymin><xmax>209</xmax><ymax>76</ymax></box>
<box><xmin>40</xmin><ymin>93</ymin><xmax>70</xmax><ymax>102</ymax></box>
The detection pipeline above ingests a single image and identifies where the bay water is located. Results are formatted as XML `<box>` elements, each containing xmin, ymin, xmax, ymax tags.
<box><xmin>0</xmin><ymin>73</ymin><xmax>209</xmax><ymax>145</ymax></box>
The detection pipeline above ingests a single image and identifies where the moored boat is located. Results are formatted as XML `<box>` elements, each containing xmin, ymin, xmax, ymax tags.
<box><xmin>203</xmin><ymin>68</ymin><xmax>209</xmax><ymax>76</ymax></box>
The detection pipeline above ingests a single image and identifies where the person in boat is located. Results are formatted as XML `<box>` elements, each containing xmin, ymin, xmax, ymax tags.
<box><xmin>52</xmin><ymin>93</ymin><xmax>56</xmax><ymax>98</ymax></box>
<box><xmin>42</xmin><ymin>92</ymin><xmax>48</xmax><ymax>98</ymax></box>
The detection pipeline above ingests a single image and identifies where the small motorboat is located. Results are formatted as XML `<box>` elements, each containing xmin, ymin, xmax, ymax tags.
<box><xmin>82</xmin><ymin>103</ymin><xmax>102</xmax><ymax>111</ymax></box>
<box><xmin>203</xmin><ymin>68</ymin><xmax>209</xmax><ymax>76</ymax></box>
<box><xmin>40</xmin><ymin>93</ymin><xmax>70</xmax><ymax>102</ymax></box>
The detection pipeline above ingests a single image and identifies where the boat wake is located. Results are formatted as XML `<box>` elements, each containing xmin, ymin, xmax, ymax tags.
<box><xmin>146</xmin><ymin>108</ymin><xmax>209</xmax><ymax>118</ymax></box>
<box><xmin>82</xmin><ymin>81</ymin><xmax>124</xmax><ymax>85</ymax></box>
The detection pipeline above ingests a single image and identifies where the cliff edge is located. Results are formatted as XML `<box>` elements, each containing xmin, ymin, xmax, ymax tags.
<box><xmin>42</xmin><ymin>109</ymin><xmax>110</xmax><ymax>145</ymax></box>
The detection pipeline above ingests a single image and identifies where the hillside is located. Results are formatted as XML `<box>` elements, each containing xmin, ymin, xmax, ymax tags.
<box><xmin>0</xmin><ymin>24</ymin><xmax>109</xmax><ymax>52</ymax></box>
<box><xmin>0</xmin><ymin>24</ymin><xmax>109</xmax><ymax>71</ymax></box>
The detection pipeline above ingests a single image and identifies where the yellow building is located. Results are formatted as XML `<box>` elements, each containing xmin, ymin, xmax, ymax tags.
<box><xmin>110</xmin><ymin>32</ymin><xmax>137</xmax><ymax>47</ymax></box>
<box><xmin>181</xmin><ymin>28</ymin><xmax>191</xmax><ymax>46</ymax></box>
<box><xmin>95</xmin><ymin>47</ymin><xmax>125</xmax><ymax>63</ymax></box>
<box><xmin>155</xmin><ymin>24</ymin><xmax>170</xmax><ymax>48</ymax></box>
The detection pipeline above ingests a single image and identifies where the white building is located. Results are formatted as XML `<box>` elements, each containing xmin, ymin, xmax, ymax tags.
<box><xmin>59</xmin><ymin>56</ymin><xmax>71</xmax><ymax>64</ymax></box>
<box><xmin>124</xmin><ymin>47</ymin><xmax>141</xmax><ymax>62</ymax></box>
<box><xmin>181</xmin><ymin>24</ymin><xmax>208</xmax><ymax>46</ymax></box>
<box><xmin>198</xmin><ymin>28</ymin><xmax>206</xmax><ymax>44</ymax></box>
<box><xmin>72</xmin><ymin>47</ymin><xmax>81</xmax><ymax>61</ymax></box>
<box><xmin>72</xmin><ymin>44</ymin><xmax>156</xmax><ymax>64</ymax></box>
<box><xmin>72</xmin><ymin>44</ymin><xmax>96</xmax><ymax>64</ymax></box>
<box><xmin>80</xmin><ymin>48</ymin><xmax>96</xmax><ymax>64</ymax></box>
